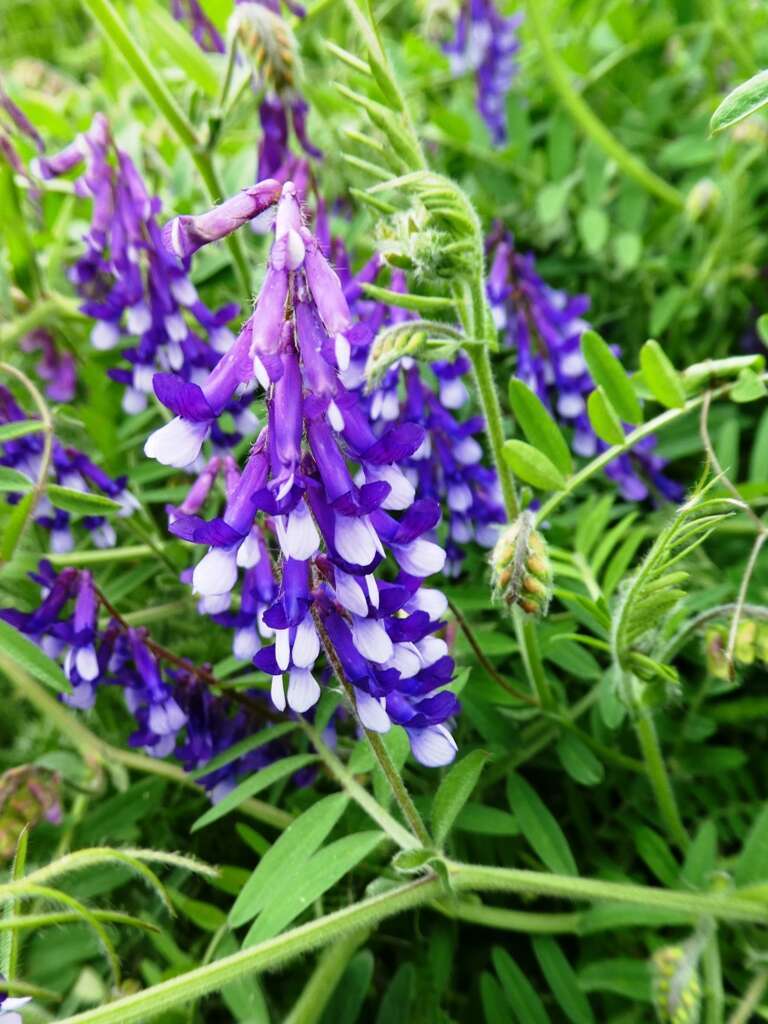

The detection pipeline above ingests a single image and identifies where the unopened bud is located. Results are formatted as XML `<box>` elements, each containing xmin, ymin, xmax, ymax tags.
<box><xmin>229</xmin><ymin>3</ymin><xmax>300</xmax><ymax>91</ymax></box>
<box><xmin>490</xmin><ymin>512</ymin><xmax>553</xmax><ymax>617</ymax></box>
<box><xmin>652</xmin><ymin>937</ymin><xmax>704</xmax><ymax>1024</ymax></box>
<box><xmin>685</xmin><ymin>178</ymin><xmax>720</xmax><ymax>221</ymax></box>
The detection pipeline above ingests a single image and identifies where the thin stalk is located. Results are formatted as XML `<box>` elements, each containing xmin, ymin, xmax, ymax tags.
<box><xmin>448</xmin><ymin>598</ymin><xmax>537</xmax><ymax>705</ymax></box>
<box><xmin>535</xmin><ymin>372</ymin><xmax>768</xmax><ymax>525</ymax></box>
<box><xmin>446</xmin><ymin>861</ymin><xmax>768</xmax><ymax>924</ymax></box>
<box><xmin>634</xmin><ymin>711</ymin><xmax>689</xmax><ymax>851</ymax></box>
<box><xmin>467</xmin><ymin>344</ymin><xmax>519</xmax><ymax>520</ymax></box>
<box><xmin>727</xmin><ymin>969</ymin><xmax>768</xmax><ymax>1024</ymax></box>
<box><xmin>703</xmin><ymin>932</ymin><xmax>725</xmax><ymax>1024</ymax></box>
<box><xmin>311</xmin><ymin>606</ymin><xmax>431</xmax><ymax>847</ymax></box>
<box><xmin>300</xmin><ymin>718</ymin><xmax>415</xmax><ymax>850</ymax></box>
<box><xmin>515</xmin><ymin>611</ymin><xmax>553</xmax><ymax>708</ymax></box>
<box><xmin>80</xmin><ymin>0</ymin><xmax>252</xmax><ymax>303</ymax></box>
<box><xmin>284</xmin><ymin>930</ymin><xmax>370</xmax><ymax>1024</ymax></box>
<box><xmin>660</xmin><ymin>603</ymin><xmax>768</xmax><ymax>663</ymax></box>
<box><xmin>437</xmin><ymin>899</ymin><xmax>580</xmax><ymax>933</ymax></box>
<box><xmin>365</xmin><ymin>731</ymin><xmax>431</xmax><ymax>846</ymax></box>
<box><xmin>525</xmin><ymin>0</ymin><xmax>684</xmax><ymax>209</ymax></box>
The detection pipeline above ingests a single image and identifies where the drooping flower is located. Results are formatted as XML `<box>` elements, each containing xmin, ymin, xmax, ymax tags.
<box><xmin>488</xmin><ymin>229</ymin><xmax>682</xmax><ymax>502</ymax></box>
<box><xmin>146</xmin><ymin>181</ymin><xmax>458</xmax><ymax>765</ymax></box>
<box><xmin>0</xmin><ymin>562</ymin><xmax>287</xmax><ymax>802</ymax></box>
<box><xmin>444</xmin><ymin>0</ymin><xmax>522</xmax><ymax>146</ymax></box>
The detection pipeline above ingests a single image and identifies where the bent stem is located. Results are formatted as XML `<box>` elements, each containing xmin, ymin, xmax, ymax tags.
<box><xmin>52</xmin><ymin>860</ymin><xmax>768</xmax><ymax>1024</ymax></box>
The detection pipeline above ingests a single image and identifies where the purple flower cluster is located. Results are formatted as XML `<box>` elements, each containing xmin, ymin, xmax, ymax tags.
<box><xmin>145</xmin><ymin>181</ymin><xmax>459</xmax><ymax>766</ymax></box>
<box><xmin>334</xmin><ymin>249</ymin><xmax>505</xmax><ymax>576</ymax></box>
<box><xmin>0</xmin><ymin>386</ymin><xmax>136</xmax><ymax>552</ymax></box>
<box><xmin>0</xmin><ymin>562</ymin><xmax>285</xmax><ymax>802</ymax></box>
<box><xmin>444</xmin><ymin>0</ymin><xmax>522</xmax><ymax>146</ymax></box>
<box><xmin>0</xmin><ymin>81</ymin><xmax>43</xmax><ymax>200</ymax></box>
<box><xmin>35</xmin><ymin>114</ymin><xmax>262</xmax><ymax>447</ymax></box>
<box><xmin>488</xmin><ymin>230</ymin><xmax>681</xmax><ymax>502</ymax></box>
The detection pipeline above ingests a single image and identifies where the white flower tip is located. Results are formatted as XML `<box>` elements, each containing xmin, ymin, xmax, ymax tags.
<box><xmin>144</xmin><ymin>417</ymin><xmax>209</xmax><ymax>468</ymax></box>
<box><xmin>192</xmin><ymin>546</ymin><xmax>238</xmax><ymax>597</ymax></box>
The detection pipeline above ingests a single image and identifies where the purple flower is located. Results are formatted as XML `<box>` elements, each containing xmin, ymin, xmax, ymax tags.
<box><xmin>20</xmin><ymin>329</ymin><xmax>77</xmax><ymax>402</ymax></box>
<box><xmin>146</xmin><ymin>181</ymin><xmax>458</xmax><ymax>765</ymax></box>
<box><xmin>171</xmin><ymin>0</ymin><xmax>225</xmax><ymax>52</ymax></box>
<box><xmin>488</xmin><ymin>229</ymin><xmax>682</xmax><ymax>502</ymax></box>
<box><xmin>0</xmin><ymin>973</ymin><xmax>31</xmax><ymax>1024</ymax></box>
<box><xmin>444</xmin><ymin>1</ymin><xmax>522</xmax><ymax>146</ymax></box>
<box><xmin>39</xmin><ymin>116</ymin><xmax>254</xmax><ymax>439</ymax></box>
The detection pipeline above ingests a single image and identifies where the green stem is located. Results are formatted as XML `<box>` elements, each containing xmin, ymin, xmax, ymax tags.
<box><xmin>467</xmin><ymin>344</ymin><xmax>518</xmax><ymax>520</ymax></box>
<box><xmin>446</xmin><ymin>861</ymin><xmax>768</xmax><ymax>923</ymax></box>
<box><xmin>51</xmin><ymin>857</ymin><xmax>768</xmax><ymax>1024</ymax></box>
<box><xmin>284</xmin><ymin>930</ymin><xmax>370</xmax><ymax>1024</ymax></box>
<box><xmin>525</xmin><ymin>0</ymin><xmax>685</xmax><ymax>209</ymax></box>
<box><xmin>703</xmin><ymin>933</ymin><xmax>725</xmax><ymax>1024</ymax></box>
<box><xmin>515</xmin><ymin>612</ymin><xmax>553</xmax><ymax>707</ymax></box>
<box><xmin>634</xmin><ymin>711</ymin><xmax>689</xmax><ymax>851</ymax></box>
<box><xmin>365</xmin><ymin>730</ymin><xmax>431</xmax><ymax>845</ymax></box>
<box><xmin>437</xmin><ymin>899</ymin><xmax>580</xmax><ymax>934</ymax></box>
<box><xmin>80</xmin><ymin>0</ymin><xmax>252</xmax><ymax>304</ymax></box>
<box><xmin>311</xmin><ymin>607</ymin><xmax>431</xmax><ymax>847</ymax></box>
<box><xmin>727</xmin><ymin>969</ymin><xmax>768</xmax><ymax>1024</ymax></box>
<box><xmin>54</xmin><ymin>876</ymin><xmax>442</xmax><ymax>1024</ymax></box>
<box><xmin>300</xmin><ymin>719</ymin><xmax>416</xmax><ymax>850</ymax></box>
<box><xmin>535</xmin><ymin>371</ymin><xmax>768</xmax><ymax>525</ymax></box>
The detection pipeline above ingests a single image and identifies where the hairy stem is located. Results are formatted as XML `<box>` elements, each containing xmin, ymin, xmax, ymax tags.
<box><xmin>634</xmin><ymin>711</ymin><xmax>689</xmax><ymax>851</ymax></box>
<box><xmin>467</xmin><ymin>344</ymin><xmax>519</xmax><ymax>521</ymax></box>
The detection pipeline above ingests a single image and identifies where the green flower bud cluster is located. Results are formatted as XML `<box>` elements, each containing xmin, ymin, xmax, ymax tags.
<box><xmin>376</xmin><ymin>203</ymin><xmax>475</xmax><ymax>282</ymax></box>
<box><xmin>652</xmin><ymin>941</ymin><xmax>703</xmax><ymax>1024</ymax></box>
<box><xmin>490</xmin><ymin>512</ymin><xmax>553</xmax><ymax>617</ymax></box>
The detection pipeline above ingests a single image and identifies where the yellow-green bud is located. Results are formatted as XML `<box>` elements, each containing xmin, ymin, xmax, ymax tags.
<box><xmin>652</xmin><ymin>940</ymin><xmax>703</xmax><ymax>1024</ymax></box>
<box><xmin>490</xmin><ymin>512</ymin><xmax>553</xmax><ymax>617</ymax></box>
<box><xmin>685</xmin><ymin>178</ymin><xmax>721</xmax><ymax>221</ymax></box>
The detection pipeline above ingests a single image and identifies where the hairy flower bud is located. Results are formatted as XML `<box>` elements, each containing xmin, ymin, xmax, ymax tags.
<box><xmin>229</xmin><ymin>2</ymin><xmax>301</xmax><ymax>91</ymax></box>
<box><xmin>652</xmin><ymin>941</ymin><xmax>703</xmax><ymax>1024</ymax></box>
<box><xmin>490</xmin><ymin>512</ymin><xmax>552</xmax><ymax>616</ymax></box>
<box><xmin>376</xmin><ymin>205</ymin><xmax>472</xmax><ymax>281</ymax></box>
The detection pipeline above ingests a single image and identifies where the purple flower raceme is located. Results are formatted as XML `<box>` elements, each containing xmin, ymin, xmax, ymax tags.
<box><xmin>0</xmin><ymin>386</ymin><xmax>137</xmax><ymax>552</ymax></box>
<box><xmin>488</xmin><ymin>230</ymin><xmax>682</xmax><ymax>502</ymax></box>
<box><xmin>444</xmin><ymin>0</ymin><xmax>522</xmax><ymax>146</ymax></box>
<box><xmin>145</xmin><ymin>181</ymin><xmax>459</xmax><ymax>766</ymax></box>
<box><xmin>0</xmin><ymin>562</ymin><xmax>289</xmax><ymax>802</ymax></box>
<box><xmin>36</xmin><ymin>115</ymin><xmax>268</xmax><ymax>447</ymax></box>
